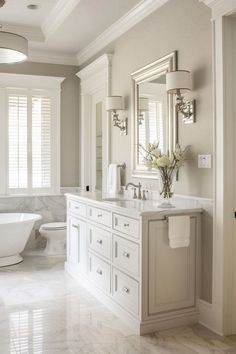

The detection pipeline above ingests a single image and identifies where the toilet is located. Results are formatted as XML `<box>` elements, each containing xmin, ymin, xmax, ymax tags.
<box><xmin>39</xmin><ymin>222</ymin><xmax>67</xmax><ymax>256</ymax></box>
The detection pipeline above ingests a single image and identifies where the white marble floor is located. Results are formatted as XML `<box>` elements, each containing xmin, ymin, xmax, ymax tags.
<box><xmin>0</xmin><ymin>257</ymin><xmax>236</xmax><ymax>354</ymax></box>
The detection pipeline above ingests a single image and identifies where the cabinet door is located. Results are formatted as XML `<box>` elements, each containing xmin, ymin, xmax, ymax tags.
<box><xmin>148</xmin><ymin>218</ymin><xmax>196</xmax><ymax>315</ymax></box>
<box><xmin>67</xmin><ymin>215</ymin><xmax>87</xmax><ymax>273</ymax></box>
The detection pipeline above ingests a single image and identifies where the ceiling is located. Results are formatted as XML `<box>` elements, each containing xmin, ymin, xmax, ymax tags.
<box><xmin>0</xmin><ymin>0</ymin><xmax>170</xmax><ymax>65</ymax></box>
<box><xmin>0</xmin><ymin>0</ymin><xmax>58</xmax><ymax>26</ymax></box>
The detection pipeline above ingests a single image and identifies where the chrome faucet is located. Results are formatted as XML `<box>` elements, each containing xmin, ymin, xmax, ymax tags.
<box><xmin>125</xmin><ymin>182</ymin><xmax>142</xmax><ymax>200</ymax></box>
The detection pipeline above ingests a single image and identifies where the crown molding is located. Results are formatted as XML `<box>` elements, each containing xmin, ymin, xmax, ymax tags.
<box><xmin>199</xmin><ymin>0</ymin><xmax>236</xmax><ymax>17</ymax></box>
<box><xmin>76</xmin><ymin>0</ymin><xmax>169</xmax><ymax>65</ymax></box>
<box><xmin>0</xmin><ymin>73</ymin><xmax>65</xmax><ymax>89</ymax></box>
<box><xmin>42</xmin><ymin>0</ymin><xmax>82</xmax><ymax>39</ymax></box>
<box><xmin>76</xmin><ymin>53</ymin><xmax>113</xmax><ymax>80</ymax></box>
<box><xmin>28</xmin><ymin>49</ymin><xmax>78</xmax><ymax>66</ymax></box>
<box><xmin>199</xmin><ymin>0</ymin><xmax>218</xmax><ymax>6</ymax></box>
<box><xmin>0</xmin><ymin>23</ymin><xmax>44</xmax><ymax>42</ymax></box>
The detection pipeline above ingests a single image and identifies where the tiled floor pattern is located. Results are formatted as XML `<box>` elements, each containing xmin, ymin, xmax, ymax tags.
<box><xmin>0</xmin><ymin>256</ymin><xmax>236</xmax><ymax>354</ymax></box>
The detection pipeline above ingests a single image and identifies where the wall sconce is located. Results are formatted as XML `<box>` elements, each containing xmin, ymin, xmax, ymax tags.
<box><xmin>166</xmin><ymin>70</ymin><xmax>195</xmax><ymax>124</ymax></box>
<box><xmin>106</xmin><ymin>96</ymin><xmax>127</xmax><ymax>135</ymax></box>
<box><xmin>138</xmin><ymin>97</ymin><xmax>149</xmax><ymax>125</ymax></box>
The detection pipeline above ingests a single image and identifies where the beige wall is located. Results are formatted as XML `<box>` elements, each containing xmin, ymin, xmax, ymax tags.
<box><xmin>110</xmin><ymin>0</ymin><xmax>213</xmax><ymax>198</ymax></box>
<box><xmin>0</xmin><ymin>62</ymin><xmax>80</xmax><ymax>187</ymax></box>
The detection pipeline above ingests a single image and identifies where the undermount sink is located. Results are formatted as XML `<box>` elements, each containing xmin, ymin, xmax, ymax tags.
<box><xmin>102</xmin><ymin>197</ymin><xmax>131</xmax><ymax>202</ymax></box>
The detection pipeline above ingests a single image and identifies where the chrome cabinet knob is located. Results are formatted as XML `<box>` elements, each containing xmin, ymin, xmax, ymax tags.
<box><xmin>123</xmin><ymin>252</ymin><xmax>130</xmax><ymax>258</ymax></box>
<box><xmin>122</xmin><ymin>286</ymin><xmax>129</xmax><ymax>293</ymax></box>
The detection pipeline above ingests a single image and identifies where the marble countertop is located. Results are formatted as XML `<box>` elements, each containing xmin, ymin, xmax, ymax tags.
<box><xmin>65</xmin><ymin>191</ymin><xmax>202</xmax><ymax>217</ymax></box>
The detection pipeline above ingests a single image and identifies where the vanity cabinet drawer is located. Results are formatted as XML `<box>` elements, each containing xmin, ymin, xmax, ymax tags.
<box><xmin>113</xmin><ymin>235</ymin><xmax>139</xmax><ymax>278</ymax></box>
<box><xmin>113</xmin><ymin>214</ymin><xmax>139</xmax><ymax>239</ymax></box>
<box><xmin>68</xmin><ymin>199</ymin><xmax>87</xmax><ymax>217</ymax></box>
<box><xmin>88</xmin><ymin>225</ymin><xmax>111</xmax><ymax>260</ymax></box>
<box><xmin>89</xmin><ymin>253</ymin><xmax>111</xmax><ymax>293</ymax></box>
<box><xmin>88</xmin><ymin>206</ymin><xmax>111</xmax><ymax>227</ymax></box>
<box><xmin>112</xmin><ymin>268</ymin><xmax>139</xmax><ymax>316</ymax></box>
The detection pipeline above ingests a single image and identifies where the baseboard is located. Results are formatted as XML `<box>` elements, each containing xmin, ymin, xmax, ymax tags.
<box><xmin>198</xmin><ymin>299</ymin><xmax>223</xmax><ymax>336</ymax></box>
<box><xmin>140</xmin><ymin>309</ymin><xmax>199</xmax><ymax>335</ymax></box>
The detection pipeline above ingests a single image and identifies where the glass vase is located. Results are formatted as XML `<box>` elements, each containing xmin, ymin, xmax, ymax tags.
<box><xmin>157</xmin><ymin>170</ymin><xmax>176</xmax><ymax>208</ymax></box>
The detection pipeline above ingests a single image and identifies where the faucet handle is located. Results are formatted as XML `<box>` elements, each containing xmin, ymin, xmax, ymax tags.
<box><xmin>137</xmin><ymin>183</ymin><xmax>142</xmax><ymax>199</ymax></box>
<box><xmin>142</xmin><ymin>190</ymin><xmax>147</xmax><ymax>200</ymax></box>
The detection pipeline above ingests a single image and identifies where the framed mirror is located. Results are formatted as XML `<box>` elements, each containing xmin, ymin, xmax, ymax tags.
<box><xmin>131</xmin><ymin>51</ymin><xmax>177</xmax><ymax>179</ymax></box>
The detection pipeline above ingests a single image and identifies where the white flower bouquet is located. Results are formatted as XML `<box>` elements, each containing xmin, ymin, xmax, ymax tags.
<box><xmin>139</xmin><ymin>143</ymin><xmax>188</xmax><ymax>205</ymax></box>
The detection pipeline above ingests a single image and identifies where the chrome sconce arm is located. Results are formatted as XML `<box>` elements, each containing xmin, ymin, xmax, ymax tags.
<box><xmin>112</xmin><ymin>110</ymin><xmax>128</xmax><ymax>135</ymax></box>
<box><xmin>166</xmin><ymin>70</ymin><xmax>196</xmax><ymax>124</ymax></box>
<box><xmin>176</xmin><ymin>94</ymin><xmax>195</xmax><ymax>124</ymax></box>
<box><xmin>106</xmin><ymin>96</ymin><xmax>128</xmax><ymax>135</ymax></box>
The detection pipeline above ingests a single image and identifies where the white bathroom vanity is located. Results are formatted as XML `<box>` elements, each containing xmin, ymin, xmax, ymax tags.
<box><xmin>65</xmin><ymin>192</ymin><xmax>202</xmax><ymax>335</ymax></box>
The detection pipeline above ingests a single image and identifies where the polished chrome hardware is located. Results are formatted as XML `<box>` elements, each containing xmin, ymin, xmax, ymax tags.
<box><xmin>142</xmin><ymin>190</ymin><xmax>147</xmax><ymax>200</ymax></box>
<box><xmin>133</xmin><ymin>188</ymin><xmax>137</xmax><ymax>199</ymax></box>
<box><xmin>117</xmin><ymin>163</ymin><xmax>126</xmax><ymax>169</ymax></box>
<box><xmin>125</xmin><ymin>182</ymin><xmax>142</xmax><ymax>199</ymax></box>
<box><xmin>75</xmin><ymin>206</ymin><xmax>80</xmax><ymax>209</ymax></box>
<box><xmin>124</xmin><ymin>223</ymin><xmax>129</xmax><ymax>228</ymax></box>
<box><xmin>123</xmin><ymin>252</ymin><xmax>130</xmax><ymax>258</ymax></box>
<box><xmin>72</xmin><ymin>224</ymin><xmax>79</xmax><ymax>229</ymax></box>
<box><xmin>122</xmin><ymin>286</ymin><xmax>129</xmax><ymax>293</ymax></box>
<box><xmin>97</xmin><ymin>214</ymin><xmax>103</xmax><ymax>218</ymax></box>
<box><xmin>97</xmin><ymin>239</ymin><xmax>103</xmax><ymax>244</ymax></box>
<box><xmin>96</xmin><ymin>269</ymin><xmax>102</xmax><ymax>275</ymax></box>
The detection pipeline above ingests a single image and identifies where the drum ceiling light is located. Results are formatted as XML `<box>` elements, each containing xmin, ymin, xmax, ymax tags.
<box><xmin>0</xmin><ymin>1</ymin><xmax>28</xmax><ymax>63</ymax></box>
<box><xmin>0</xmin><ymin>31</ymin><xmax>28</xmax><ymax>64</ymax></box>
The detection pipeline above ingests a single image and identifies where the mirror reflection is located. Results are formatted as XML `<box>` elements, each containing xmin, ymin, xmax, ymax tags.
<box><xmin>131</xmin><ymin>51</ymin><xmax>177</xmax><ymax>178</ymax></box>
<box><xmin>138</xmin><ymin>75</ymin><xmax>167</xmax><ymax>165</ymax></box>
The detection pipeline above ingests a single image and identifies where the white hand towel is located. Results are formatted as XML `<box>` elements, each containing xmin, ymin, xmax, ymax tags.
<box><xmin>107</xmin><ymin>164</ymin><xmax>121</xmax><ymax>195</ymax></box>
<box><xmin>168</xmin><ymin>215</ymin><xmax>190</xmax><ymax>248</ymax></box>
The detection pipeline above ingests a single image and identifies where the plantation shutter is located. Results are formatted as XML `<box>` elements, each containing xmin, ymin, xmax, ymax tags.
<box><xmin>138</xmin><ymin>100</ymin><xmax>164</xmax><ymax>165</ymax></box>
<box><xmin>8</xmin><ymin>93</ymin><xmax>53</xmax><ymax>192</ymax></box>
<box><xmin>32</xmin><ymin>96</ymin><xmax>52</xmax><ymax>189</ymax></box>
<box><xmin>148</xmin><ymin>101</ymin><xmax>164</xmax><ymax>151</ymax></box>
<box><xmin>8</xmin><ymin>95</ymin><xmax>28</xmax><ymax>189</ymax></box>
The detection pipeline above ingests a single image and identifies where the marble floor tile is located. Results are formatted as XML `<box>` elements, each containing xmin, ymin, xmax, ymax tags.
<box><xmin>0</xmin><ymin>256</ymin><xmax>236</xmax><ymax>354</ymax></box>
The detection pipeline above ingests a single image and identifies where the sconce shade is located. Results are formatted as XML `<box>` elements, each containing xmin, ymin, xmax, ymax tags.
<box><xmin>106</xmin><ymin>96</ymin><xmax>124</xmax><ymax>111</ymax></box>
<box><xmin>0</xmin><ymin>31</ymin><xmax>28</xmax><ymax>63</ymax></box>
<box><xmin>166</xmin><ymin>70</ymin><xmax>192</xmax><ymax>94</ymax></box>
<box><xmin>139</xmin><ymin>97</ymin><xmax>149</xmax><ymax>111</ymax></box>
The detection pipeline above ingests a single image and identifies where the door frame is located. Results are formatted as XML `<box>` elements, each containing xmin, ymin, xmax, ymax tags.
<box><xmin>76</xmin><ymin>54</ymin><xmax>113</xmax><ymax>192</ymax></box>
<box><xmin>199</xmin><ymin>0</ymin><xmax>236</xmax><ymax>335</ymax></box>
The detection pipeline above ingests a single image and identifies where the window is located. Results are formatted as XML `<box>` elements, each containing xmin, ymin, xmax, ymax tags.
<box><xmin>138</xmin><ymin>99</ymin><xmax>165</xmax><ymax>164</ymax></box>
<box><xmin>8</xmin><ymin>94</ymin><xmax>28</xmax><ymax>189</ymax></box>
<box><xmin>0</xmin><ymin>73</ymin><xmax>63</xmax><ymax>195</ymax></box>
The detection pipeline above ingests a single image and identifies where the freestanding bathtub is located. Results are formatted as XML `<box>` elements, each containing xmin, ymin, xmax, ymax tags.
<box><xmin>0</xmin><ymin>213</ymin><xmax>42</xmax><ymax>267</ymax></box>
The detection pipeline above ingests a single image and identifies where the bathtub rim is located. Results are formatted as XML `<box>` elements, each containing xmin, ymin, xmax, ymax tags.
<box><xmin>0</xmin><ymin>213</ymin><xmax>42</xmax><ymax>225</ymax></box>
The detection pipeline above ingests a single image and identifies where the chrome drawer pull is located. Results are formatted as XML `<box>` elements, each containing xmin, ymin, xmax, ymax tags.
<box><xmin>96</xmin><ymin>268</ymin><xmax>102</xmax><ymax>275</ymax></box>
<box><xmin>124</xmin><ymin>223</ymin><xmax>129</xmax><ymax>227</ymax></box>
<box><xmin>97</xmin><ymin>214</ymin><xmax>103</xmax><ymax>218</ymax></box>
<box><xmin>75</xmin><ymin>206</ymin><xmax>80</xmax><ymax>209</ymax></box>
<box><xmin>97</xmin><ymin>239</ymin><xmax>103</xmax><ymax>244</ymax></box>
<box><xmin>122</xmin><ymin>286</ymin><xmax>130</xmax><ymax>293</ymax></box>
<box><xmin>72</xmin><ymin>224</ymin><xmax>79</xmax><ymax>229</ymax></box>
<box><xmin>123</xmin><ymin>252</ymin><xmax>130</xmax><ymax>258</ymax></box>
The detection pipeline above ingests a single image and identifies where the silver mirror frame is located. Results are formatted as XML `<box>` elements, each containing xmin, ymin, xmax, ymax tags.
<box><xmin>131</xmin><ymin>51</ymin><xmax>177</xmax><ymax>179</ymax></box>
